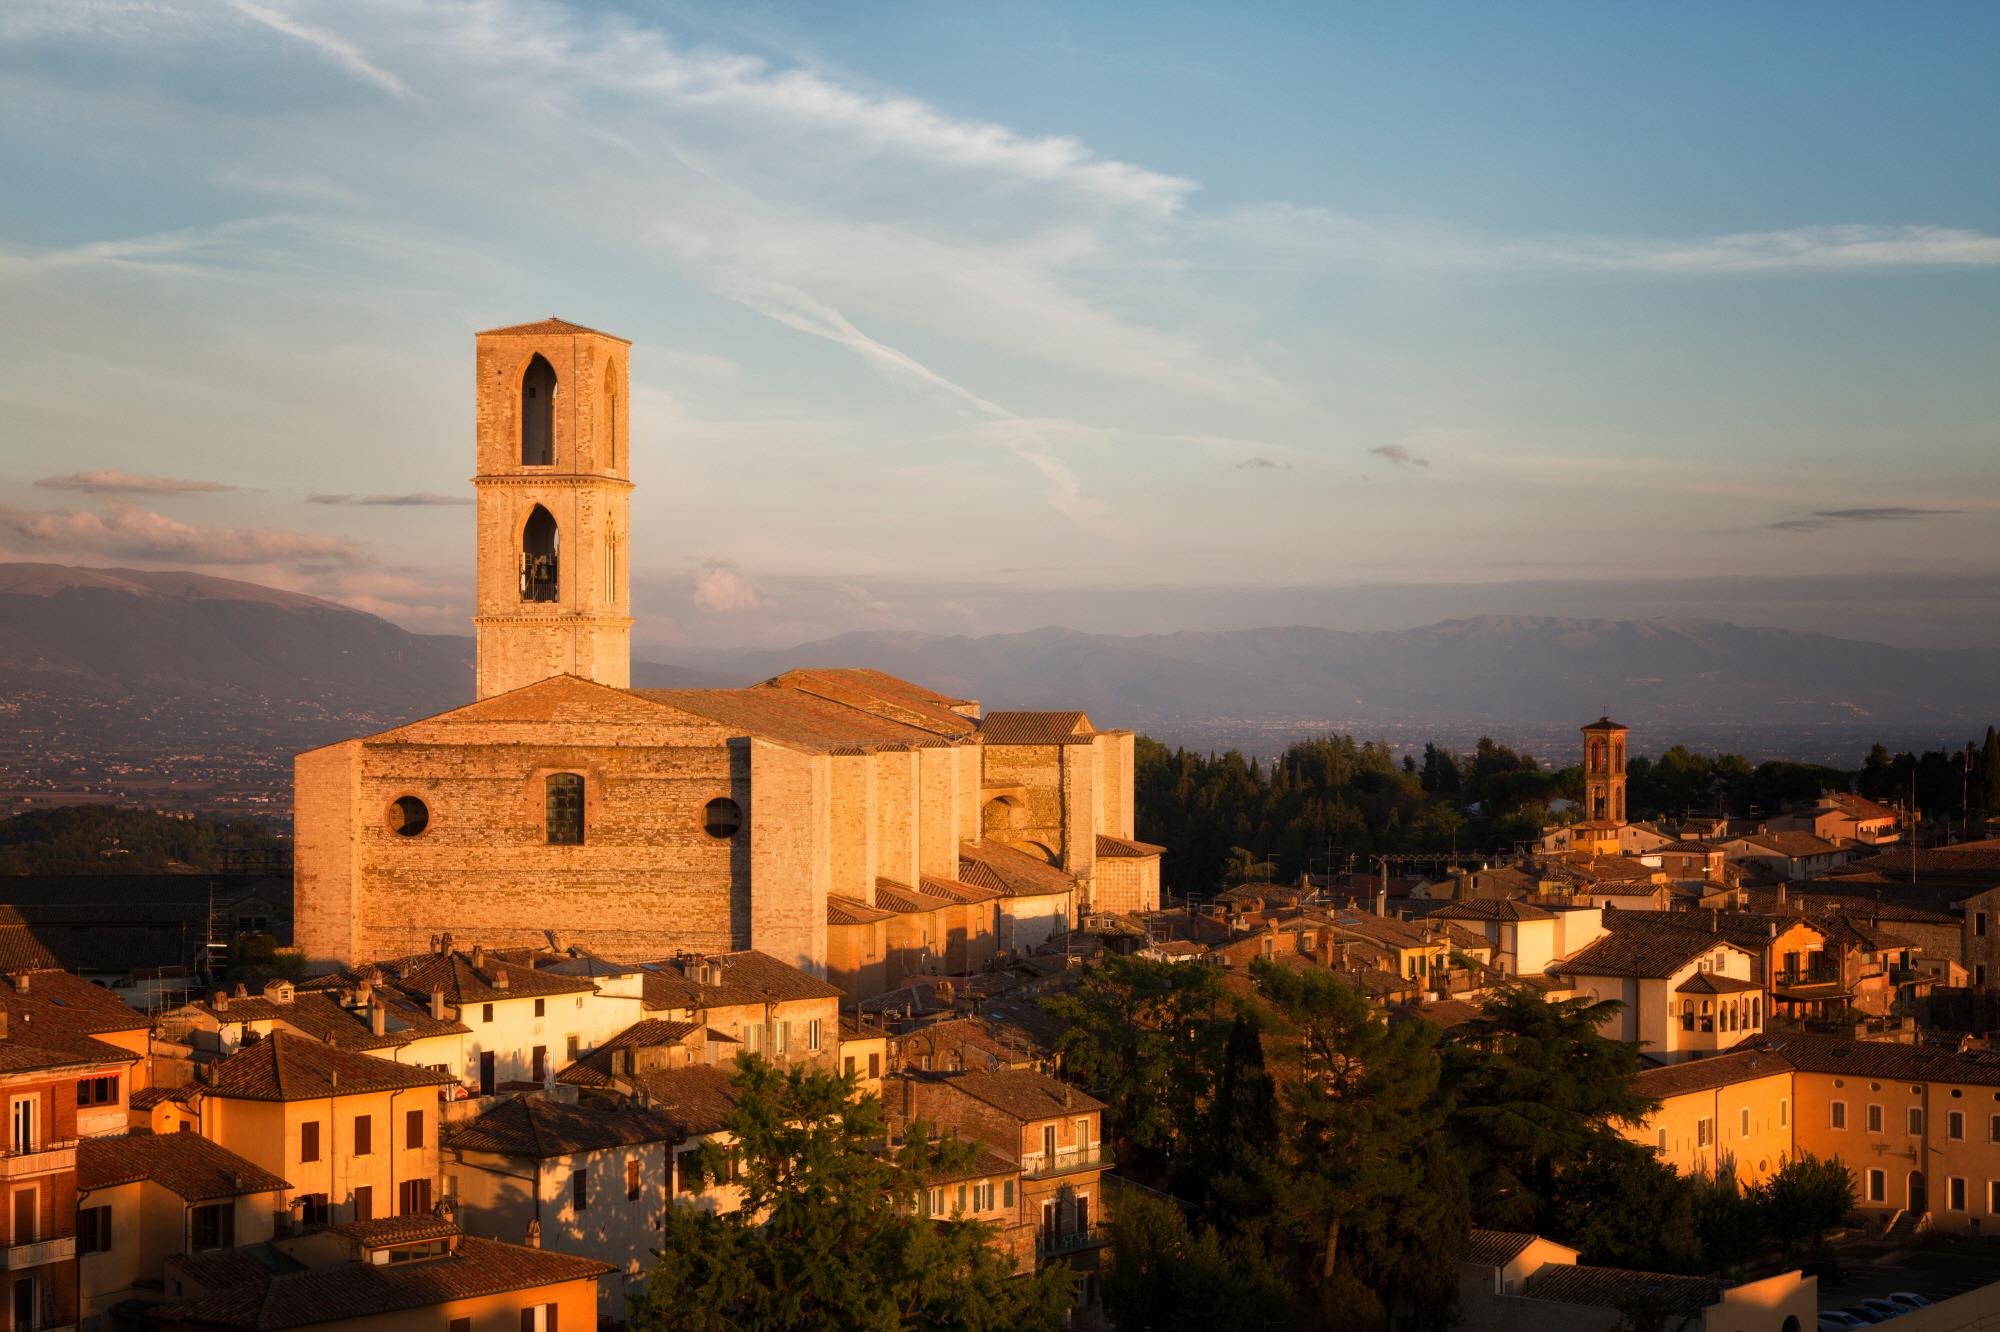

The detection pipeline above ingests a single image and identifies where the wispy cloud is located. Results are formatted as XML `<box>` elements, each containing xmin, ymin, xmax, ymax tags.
<box><xmin>1237</xmin><ymin>456</ymin><xmax>1281</xmax><ymax>470</ymax></box>
<box><xmin>1216</xmin><ymin>206</ymin><xmax>2000</xmax><ymax>275</ymax></box>
<box><xmin>37</xmin><ymin>470</ymin><xmax>235</xmax><ymax>495</ymax></box>
<box><xmin>308</xmin><ymin>492</ymin><xmax>472</xmax><ymax>507</ymax></box>
<box><xmin>222</xmin><ymin>0</ymin><xmax>415</xmax><ymax>101</ymax></box>
<box><xmin>0</xmin><ymin>504</ymin><xmax>368</xmax><ymax>566</ymax></box>
<box><xmin>1369</xmin><ymin>444</ymin><xmax>1430</xmax><ymax>469</ymax></box>
<box><xmin>1770</xmin><ymin>506</ymin><xmax>1960</xmax><ymax>533</ymax></box>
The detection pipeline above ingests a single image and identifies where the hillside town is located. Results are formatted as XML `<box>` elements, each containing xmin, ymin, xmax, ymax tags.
<box><xmin>3</xmin><ymin>322</ymin><xmax>1997</xmax><ymax>1332</ymax></box>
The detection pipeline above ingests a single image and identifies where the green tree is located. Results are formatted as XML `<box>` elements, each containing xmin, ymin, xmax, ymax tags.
<box><xmin>1101</xmin><ymin>1190</ymin><xmax>1293</xmax><ymax>1332</ymax></box>
<box><xmin>1749</xmin><ymin>1151</ymin><xmax>1857</xmax><ymax>1260</ymax></box>
<box><xmin>628</xmin><ymin>1056</ymin><xmax>1071</xmax><ymax>1332</ymax></box>
<box><xmin>1191</xmin><ymin>1013</ymin><xmax>1281</xmax><ymax>1236</ymax></box>
<box><xmin>1980</xmin><ymin>726</ymin><xmax>2000</xmax><ymax>816</ymax></box>
<box><xmin>1041</xmin><ymin>953</ymin><xmax>1238</xmax><ymax>1185</ymax></box>
<box><xmin>1441</xmin><ymin>990</ymin><xmax>1657</xmax><ymax>1235</ymax></box>
<box><xmin>1252</xmin><ymin>962</ymin><xmax>1466</xmax><ymax>1328</ymax></box>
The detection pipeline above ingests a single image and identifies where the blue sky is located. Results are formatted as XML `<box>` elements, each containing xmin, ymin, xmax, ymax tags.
<box><xmin>1</xmin><ymin>1</ymin><xmax>1995</xmax><ymax>651</ymax></box>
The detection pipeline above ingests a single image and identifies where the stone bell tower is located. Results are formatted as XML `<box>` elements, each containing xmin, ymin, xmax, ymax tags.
<box><xmin>472</xmin><ymin>318</ymin><xmax>633</xmax><ymax>699</ymax></box>
<box><xmin>1581</xmin><ymin>716</ymin><xmax>1629</xmax><ymax>826</ymax></box>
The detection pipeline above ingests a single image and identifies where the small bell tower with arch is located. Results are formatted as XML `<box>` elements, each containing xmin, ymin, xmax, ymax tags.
<box><xmin>1580</xmin><ymin>715</ymin><xmax>1629</xmax><ymax>830</ymax></box>
<box><xmin>471</xmin><ymin>318</ymin><xmax>633</xmax><ymax>699</ymax></box>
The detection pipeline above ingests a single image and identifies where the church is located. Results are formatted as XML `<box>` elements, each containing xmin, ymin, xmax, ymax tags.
<box><xmin>293</xmin><ymin>320</ymin><xmax>1161</xmax><ymax>994</ymax></box>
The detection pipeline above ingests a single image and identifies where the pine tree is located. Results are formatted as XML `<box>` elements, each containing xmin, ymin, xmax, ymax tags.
<box><xmin>1981</xmin><ymin>726</ymin><xmax>2000</xmax><ymax>817</ymax></box>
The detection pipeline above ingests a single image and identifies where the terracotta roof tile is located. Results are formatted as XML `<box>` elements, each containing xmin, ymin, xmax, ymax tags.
<box><xmin>1431</xmin><ymin>898</ymin><xmax>1554</xmax><ymax>923</ymax></box>
<box><xmin>827</xmin><ymin>895</ymin><xmax>897</xmax><ymax>927</ymax></box>
<box><xmin>957</xmin><ymin>841</ymin><xmax>1079</xmax><ymax>900</ymax></box>
<box><xmin>918</xmin><ymin>875</ymin><xmax>1001</xmax><ymax>905</ymax></box>
<box><xmin>1674</xmin><ymin>971</ymin><xmax>1760</xmax><ymax>994</ymax></box>
<box><xmin>978</xmin><ymin>711</ymin><xmax>1095</xmax><ymax>745</ymax></box>
<box><xmin>1461</xmin><ymin>1229</ymin><xmax>1539</xmax><ymax>1267</ymax></box>
<box><xmin>1526</xmin><ymin>1264</ymin><xmax>1727</xmax><ymax>1315</ymax></box>
<box><xmin>78</xmin><ymin>1132</ymin><xmax>290</xmax><ymax>1201</ymax></box>
<box><xmin>1094</xmin><ymin>834</ymin><xmax>1165</xmax><ymax>858</ymax></box>
<box><xmin>476</xmin><ymin>317</ymin><xmax>629</xmax><ymax>343</ymax></box>
<box><xmin>1633</xmin><ymin>1049</ymin><xmax>1794</xmax><ymax>1099</ymax></box>
<box><xmin>157</xmin><ymin>1234</ymin><xmax>610</xmax><ymax>1329</ymax></box>
<box><xmin>621</xmin><ymin>1063</ymin><xmax>742</xmax><ymax>1135</ymax></box>
<box><xmin>1750</xmin><ymin>1032</ymin><xmax>2000</xmax><ymax>1088</ymax></box>
<box><xmin>932</xmin><ymin>1068</ymin><xmax>1105</xmax><ymax>1122</ymax></box>
<box><xmin>203</xmin><ymin>1032</ymin><xmax>455</xmax><ymax>1102</ymax></box>
<box><xmin>872</xmin><ymin>879</ymin><xmax>955</xmax><ymax>915</ymax></box>
<box><xmin>448</xmin><ymin>1097</ymin><xmax>680</xmax><ymax>1157</ymax></box>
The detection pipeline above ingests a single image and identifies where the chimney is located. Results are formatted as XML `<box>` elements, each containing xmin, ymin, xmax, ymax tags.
<box><xmin>525</xmin><ymin>1220</ymin><xmax>541</xmax><ymax>1249</ymax></box>
<box><xmin>1776</xmin><ymin>881</ymin><xmax>1788</xmax><ymax>911</ymax></box>
<box><xmin>0</xmin><ymin>1011</ymin><xmax>8</xmax><ymax>1041</ymax></box>
<box><xmin>370</xmin><ymin>1001</ymin><xmax>387</xmax><ymax>1038</ymax></box>
<box><xmin>471</xmin><ymin>944</ymin><xmax>485</xmax><ymax>970</ymax></box>
<box><xmin>10</xmin><ymin>973</ymin><xmax>28</xmax><ymax>995</ymax></box>
<box><xmin>491</xmin><ymin>969</ymin><xmax>509</xmax><ymax>991</ymax></box>
<box><xmin>213</xmin><ymin>991</ymin><xmax>228</xmax><ymax>1013</ymax></box>
<box><xmin>1063</xmin><ymin>1085</ymin><xmax>1074</xmax><ymax>1109</ymax></box>
<box><xmin>429</xmin><ymin>990</ymin><xmax>446</xmax><ymax>1021</ymax></box>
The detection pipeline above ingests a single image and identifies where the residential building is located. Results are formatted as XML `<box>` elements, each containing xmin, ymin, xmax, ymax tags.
<box><xmin>151</xmin><ymin>1217</ymin><xmax>608</xmax><ymax>1332</ymax></box>
<box><xmin>161</xmin><ymin>979</ymin><xmax>469</xmax><ymax>1079</ymax></box>
<box><xmin>905</xmin><ymin>1068</ymin><xmax>1110</xmax><ymax>1289</ymax></box>
<box><xmin>1553</xmin><ymin>917</ymin><xmax>1764</xmax><ymax>1063</ymax></box>
<box><xmin>1625</xmin><ymin>1050</ymin><xmax>1796</xmax><ymax>1184</ymax></box>
<box><xmin>447</xmin><ymin>1097</ymin><xmax>680</xmax><ymax>1321</ymax></box>
<box><xmin>1456</xmin><ymin>1230</ymin><xmax>1815</xmax><ymax>1331</ymax></box>
<box><xmin>305</xmin><ymin>946</ymin><xmax>606</xmax><ymax>1095</ymax></box>
<box><xmin>137</xmin><ymin>1033</ymin><xmax>454</xmax><ymax>1230</ymax></box>
<box><xmin>76</xmin><ymin>1132</ymin><xmax>291</xmax><ymax>1324</ymax></box>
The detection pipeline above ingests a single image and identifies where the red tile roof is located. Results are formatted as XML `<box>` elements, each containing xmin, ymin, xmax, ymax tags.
<box><xmin>931</xmin><ymin>1068</ymin><xmax>1105</xmax><ymax>1122</ymax></box>
<box><xmin>1461</xmin><ymin>1229</ymin><xmax>1540</xmax><ymax>1266</ymax></box>
<box><xmin>476</xmin><ymin>317</ymin><xmax>629</xmax><ymax>343</ymax></box>
<box><xmin>827</xmin><ymin>895</ymin><xmax>897</xmax><ymax>927</ymax></box>
<box><xmin>158</xmin><ymin>1234</ymin><xmax>610</xmax><ymax>1328</ymax></box>
<box><xmin>1095</xmin><ymin>835</ymin><xmax>1165</xmax><ymax>858</ymax></box>
<box><xmin>447</xmin><ymin>1096</ymin><xmax>680</xmax><ymax>1157</ymax></box>
<box><xmin>201</xmin><ymin>1032</ymin><xmax>455</xmax><ymax>1102</ymax></box>
<box><xmin>978</xmin><ymin>711</ymin><xmax>1095</xmax><ymax>745</ymax></box>
<box><xmin>622</xmin><ymin>1063</ymin><xmax>742</xmax><ymax>1135</ymax></box>
<box><xmin>79</xmin><ymin>1132</ymin><xmax>289</xmax><ymax>1201</ymax></box>
<box><xmin>1633</xmin><ymin>1049</ymin><xmax>1794</xmax><ymax>1099</ymax></box>
<box><xmin>957</xmin><ymin>841</ymin><xmax>1079</xmax><ymax>899</ymax></box>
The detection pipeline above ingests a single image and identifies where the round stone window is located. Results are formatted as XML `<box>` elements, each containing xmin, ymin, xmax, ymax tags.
<box><xmin>388</xmin><ymin>795</ymin><xmax>430</xmax><ymax>837</ymax></box>
<box><xmin>703</xmin><ymin>797</ymin><xmax>743</xmax><ymax>840</ymax></box>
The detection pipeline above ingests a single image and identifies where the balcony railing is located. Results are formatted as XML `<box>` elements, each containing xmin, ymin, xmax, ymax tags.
<box><xmin>1890</xmin><ymin>967</ymin><xmax>1919</xmax><ymax>985</ymax></box>
<box><xmin>1774</xmin><ymin>969</ymin><xmax>1841</xmax><ymax>989</ymax></box>
<box><xmin>3</xmin><ymin>1230</ymin><xmax>77</xmax><ymax>1271</ymax></box>
<box><xmin>1037</xmin><ymin>1224</ymin><xmax>1107</xmax><ymax>1258</ymax></box>
<box><xmin>0</xmin><ymin>1140</ymin><xmax>77</xmax><ymax>1180</ymax></box>
<box><xmin>1021</xmin><ymin>1147</ymin><xmax>1112</xmax><ymax>1180</ymax></box>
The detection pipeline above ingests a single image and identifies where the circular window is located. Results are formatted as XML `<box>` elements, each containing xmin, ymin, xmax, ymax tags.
<box><xmin>388</xmin><ymin>796</ymin><xmax>430</xmax><ymax>837</ymax></box>
<box><xmin>703</xmin><ymin>797</ymin><xmax>743</xmax><ymax>840</ymax></box>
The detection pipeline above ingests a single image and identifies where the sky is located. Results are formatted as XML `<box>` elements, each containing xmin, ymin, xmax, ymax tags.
<box><xmin>1</xmin><ymin>1</ymin><xmax>1996</xmax><ymax>655</ymax></box>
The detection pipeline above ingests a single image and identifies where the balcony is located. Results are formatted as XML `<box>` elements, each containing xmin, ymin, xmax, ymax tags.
<box><xmin>4</xmin><ymin>1230</ymin><xmax>76</xmax><ymax>1271</ymax></box>
<box><xmin>0</xmin><ymin>1140</ymin><xmax>76</xmax><ymax>1180</ymax></box>
<box><xmin>1021</xmin><ymin>1147</ymin><xmax>1112</xmax><ymax>1180</ymax></box>
<box><xmin>1037</xmin><ymin>1224</ymin><xmax>1107</xmax><ymax>1258</ymax></box>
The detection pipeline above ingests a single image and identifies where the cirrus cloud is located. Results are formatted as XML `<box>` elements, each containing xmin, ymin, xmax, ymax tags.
<box><xmin>307</xmin><ymin>492</ymin><xmax>471</xmax><ymax>507</ymax></box>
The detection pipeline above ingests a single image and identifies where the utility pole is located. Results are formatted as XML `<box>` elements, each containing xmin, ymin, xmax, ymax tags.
<box><xmin>1910</xmin><ymin>767</ymin><xmax>1919</xmax><ymax>886</ymax></box>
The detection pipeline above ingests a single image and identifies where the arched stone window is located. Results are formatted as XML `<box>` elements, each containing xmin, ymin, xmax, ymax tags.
<box><xmin>1752</xmin><ymin>996</ymin><xmax>1762</xmax><ymax>1027</ymax></box>
<box><xmin>1613</xmin><ymin>789</ymin><xmax>1624</xmax><ymax>822</ymax></box>
<box><xmin>522</xmin><ymin>505</ymin><xmax>559</xmax><ymax>602</ymax></box>
<box><xmin>1681</xmin><ymin>999</ymin><xmax>1695</xmax><ymax>1031</ymax></box>
<box><xmin>521</xmin><ymin>355</ymin><xmax>557</xmax><ymax>466</ymax></box>
<box><xmin>603</xmin><ymin>363</ymin><xmax>619</xmax><ymax>471</ymax></box>
<box><xmin>546</xmin><ymin>773</ymin><xmax>584</xmax><ymax>845</ymax></box>
<box><xmin>1589</xmin><ymin>739</ymin><xmax>1604</xmax><ymax>773</ymax></box>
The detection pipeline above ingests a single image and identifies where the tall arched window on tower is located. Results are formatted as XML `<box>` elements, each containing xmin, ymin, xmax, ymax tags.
<box><xmin>603</xmin><ymin>364</ymin><xmax>619</xmax><ymax>472</ymax></box>
<box><xmin>521</xmin><ymin>355</ymin><xmax>557</xmax><ymax>466</ymax></box>
<box><xmin>521</xmin><ymin>506</ymin><xmax>559</xmax><ymax>602</ymax></box>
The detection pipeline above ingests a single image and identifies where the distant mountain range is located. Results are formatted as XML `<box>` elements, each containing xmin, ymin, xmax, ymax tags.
<box><xmin>0</xmin><ymin>562</ymin><xmax>1988</xmax><ymax>812</ymax></box>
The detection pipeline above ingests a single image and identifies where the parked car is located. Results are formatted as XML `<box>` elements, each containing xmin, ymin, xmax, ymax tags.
<box><xmin>1839</xmin><ymin>1307</ymin><xmax>1891</xmax><ymax>1324</ymax></box>
<box><xmin>1885</xmin><ymin>1293</ymin><xmax>1931</xmax><ymax>1311</ymax></box>
<box><xmin>1858</xmin><ymin>1299</ymin><xmax>1906</xmax><ymax>1320</ymax></box>
<box><xmin>1817</xmin><ymin>1313</ymin><xmax>1867</xmax><ymax>1331</ymax></box>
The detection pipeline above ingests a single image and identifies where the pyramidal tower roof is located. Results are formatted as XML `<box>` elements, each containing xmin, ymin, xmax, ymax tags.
<box><xmin>475</xmin><ymin>317</ymin><xmax>630</xmax><ymax>344</ymax></box>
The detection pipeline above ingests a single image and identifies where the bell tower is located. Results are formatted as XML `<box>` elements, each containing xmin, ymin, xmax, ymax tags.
<box><xmin>1581</xmin><ymin>716</ymin><xmax>1629</xmax><ymax>826</ymax></box>
<box><xmin>471</xmin><ymin>318</ymin><xmax>633</xmax><ymax>699</ymax></box>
